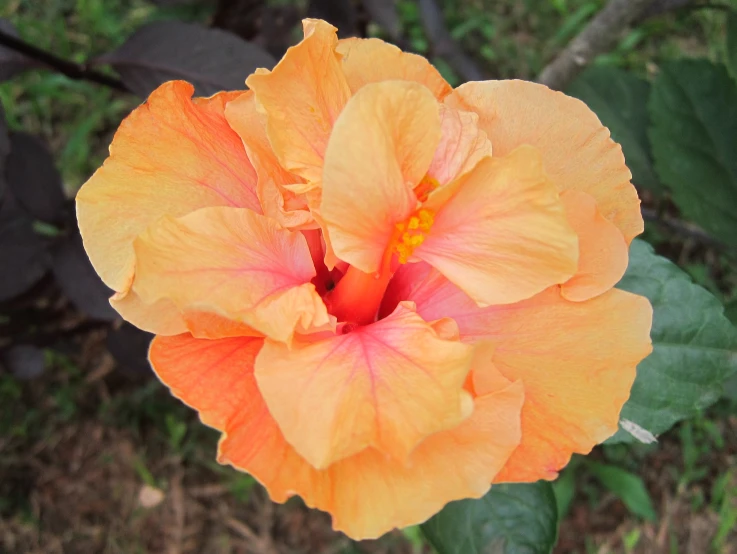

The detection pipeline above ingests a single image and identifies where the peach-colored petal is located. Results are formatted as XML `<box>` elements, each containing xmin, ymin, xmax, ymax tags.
<box><xmin>254</xmin><ymin>303</ymin><xmax>473</xmax><ymax>469</ymax></box>
<box><xmin>336</xmin><ymin>37</ymin><xmax>452</xmax><ymax>99</ymax></box>
<box><xmin>131</xmin><ymin>207</ymin><xmax>329</xmax><ymax>343</ymax></box>
<box><xmin>560</xmin><ymin>190</ymin><xmax>629</xmax><ymax>301</ymax></box>
<box><xmin>76</xmin><ymin>81</ymin><xmax>260</xmax><ymax>292</ymax></box>
<box><xmin>183</xmin><ymin>312</ymin><xmax>263</xmax><ymax>340</ymax></box>
<box><xmin>224</xmin><ymin>92</ymin><xmax>314</xmax><ymax>229</ymax></box>
<box><xmin>219</xmin><ymin>376</ymin><xmax>523</xmax><ymax>539</ymax></box>
<box><xmin>417</xmin><ymin>146</ymin><xmax>579</xmax><ymax>306</ymax></box>
<box><xmin>110</xmin><ymin>290</ymin><xmax>187</xmax><ymax>335</ymax></box>
<box><xmin>392</xmin><ymin>269</ymin><xmax>653</xmax><ymax>481</ymax></box>
<box><xmin>149</xmin><ymin>334</ymin><xmax>263</xmax><ymax>431</ymax></box>
<box><xmin>246</xmin><ymin>19</ymin><xmax>351</xmax><ymax>186</ymax></box>
<box><xmin>321</xmin><ymin>81</ymin><xmax>441</xmax><ymax>273</ymax></box>
<box><xmin>446</xmin><ymin>80</ymin><xmax>643</xmax><ymax>243</ymax></box>
<box><xmin>426</xmin><ymin>105</ymin><xmax>492</xmax><ymax>187</ymax></box>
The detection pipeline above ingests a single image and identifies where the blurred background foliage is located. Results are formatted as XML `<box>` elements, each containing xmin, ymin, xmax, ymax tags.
<box><xmin>1</xmin><ymin>0</ymin><xmax>736</xmax><ymax>553</ymax></box>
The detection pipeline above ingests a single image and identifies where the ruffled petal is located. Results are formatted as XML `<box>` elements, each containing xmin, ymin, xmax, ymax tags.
<box><xmin>560</xmin><ymin>190</ymin><xmax>629</xmax><ymax>301</ymax></box>
<box><xmin>393</xmin><ymin>269</ymin><xmax>653</xmax><ymax>481</ymax></box>
<box><xmin>446</xmin><ymin>80</ymin><xmax>643</xmax><ymax>244</ymax></box>
<box><xmin>336</xmin><ymin>37</ymin><xmax>452</xmax><ymax>99</ymax></box>
<box><xmin>219</xmin><ymin>376</ymin><xmax>523</xmax><ymax>540</ymax></box>
<box><xmin>254</xmin><ymin>303</ymin><xmax>473</xmax><ymax>469</ymax></box>
<box><xmin>224</xmin><ymin>91</ymin><xmax>314</xmax><ymax>230</ymax></box>
<box><xmin>149</xmin><ymin>334</ymin><xmax>263</xmax><ymax>431</ymax></box>
<box><xmin>110</xmin><ymin>290</ymin><xmax>187</xmax><ymax>335</ymax></box>
<box><xmin>131</xmin><ymin>207</ymin><xmax>329</xmax><ymax>343</ymax></box>
<box><xmin>76</xmin><ymin>81</ymin><xmax>260</xmax><ymax>292</ymax></box>
<box><xmin>418</xmin><ymin>146</ymin><xmax>579</xmax><ymax>306</ymax></box>
<box><xmin>321</xmin><ymin>81</ymin><xmax>441</xmax><ymax>273</ymax></box>
<box><xmin>426</xmin><ymin>105</ymin><xmax>492</xmax><ymax>187</ymax></box>
<box><xmin>246</xmin><ymin>19</ymin><xmax>351</xmax><ymax>186</ymax></box>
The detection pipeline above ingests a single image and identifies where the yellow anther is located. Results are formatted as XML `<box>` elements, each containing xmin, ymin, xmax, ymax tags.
<box><xmin>392</xmin><ymin>209</ymin><xmax>435</xmax><ymax>264</ymax></box>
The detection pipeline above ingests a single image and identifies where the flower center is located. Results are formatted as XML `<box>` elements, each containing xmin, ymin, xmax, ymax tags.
<box><xmin>393</xmin><ymin>209</ymin><xmax>434</xmax><ymax>264</ymax></box>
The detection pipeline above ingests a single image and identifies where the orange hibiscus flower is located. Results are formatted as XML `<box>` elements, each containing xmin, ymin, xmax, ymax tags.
<box><xmin>76</xmin><ymin>19</ymin><xmax>653</xmax><ymax>539</ymax></box>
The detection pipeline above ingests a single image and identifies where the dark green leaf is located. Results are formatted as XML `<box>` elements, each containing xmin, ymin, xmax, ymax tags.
<box><xmin>586</xmin><ymin>462</ymin><xmax>657</xmax><ymax>521</ymax></box>
<box><xmin>609</xmin><ymin>240</ymin><xmax>737</xmax><ymax>443</ymax></box>
<box><xmin>726</xmin><ymin>11</ymin><xmax>737</xmax><ymax>84</ymax></box>
<box><xmin>648</xmin><ymin>60</ymin><xmax>737</xmax><ymax>246</ymax></box>
<box><xmin>95</xmin><ymin>21</ymin><xmax>275</xmax><ymax>98</ymax></box>
<box><xmin>567</xmin><ymin>66</ymin><xmax>661</xmax><ymax>192</ymax></box>
<box><xmin>551</xmin><ymin>466</ymin><xmax>577</xmax><ymax>520</ymax></box>
<box><xmin>421</xmin><ymin>482</ymin><xmax>558</xmax><ymax>554</ymax></box>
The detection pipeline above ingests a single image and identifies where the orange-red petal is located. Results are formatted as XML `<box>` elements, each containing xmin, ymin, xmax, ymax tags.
<box><xmin>336</xmin><ymin>37</ymin><xmax>452</xmax><ymax>99</ymax></box>
<box><xmin>254</xmin><ymin>303</ymin><xmax>473</xmax><ymax>469</ymax></box>
<box><xmin>131</xmin><ymin>207</ymin><xmax>329</xmax><ymax>343</ymax></box>
<box><xmin>149</xmin><ymin>334</ymin><xmax>263</xmax><ymax>431</ymax></box>
<box><xmin>76</xmin><ymin>81</ymin><xmax>259</xmax><ymax>292</ymax></box>
<box><xmin>418</xmin><ymin>147</ymin><xmax>579</xmax><ymax>306</ymax></box>
<box><xmin>246</xmin><ymin>19</ymin><xmax>351</xmax><ymax>186</ymax></box>
<box><xmin>321</xmin><ymin>81</ymin><xmax>441</xmax><ymax>273</ymax></box>
<box><xmin>446</xmin><ymin>80</ymin><xmax>643</xmax><ymax>244</ymax></box>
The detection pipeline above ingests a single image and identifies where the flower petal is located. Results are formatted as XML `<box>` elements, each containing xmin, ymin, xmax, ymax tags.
<box><xmin>131</xmin><ymin>207</ymin><xmax>329</xmax><ymax>343</ymax></box>
<box><xmin>246</xmin><ymin>19</ymin><xmax>351</xmax><ymax>186</ymax></box>
<box><xmin>336</xmin><ymin>37</ymin><xmax>452</xmax><ymax>99</ymax></box>
<box><xmin>219</xmin><ymin>377</ymin><xmax>523</xmax><ymax>539</ymax></box>
<box><xmin>394</xmin><ymin>269</ymin><xmax>653</xmax><ymax>481</ymax></box>
<box><xmin>224</xmin><ymin>91</ymin><xmax>314</xmax><ymax>229</ymax></box>
<box><xmin>110</xmin><ymin>290</ymin><xmax>187</xmax><ymax>335</ymax></box>
<box><xmin>426</xmin><ymin>105</ymin><xmax>492</xmax><ymax>186</ymax></box>
<box><xmin>446</xmin><ymin>80</ymin><xmax>643</xmax><ymax>243</ymax></box>
<box><xmin>76</xmin><ymin>81</ymin><xmax>260</xmax><ymax>292</ymax></box>
<box><xmin>560</xmin><ymin>190</ymin><xmax>629</xmax><ymax>301</ymax></box>
<box><xmin>418</xmin><ymin>146</ymin><xmax>579</xmax><ymax>306</ymax></box>
<box><xmin>254</xmin><ymin>303</ymin><xmax>473</xmax><ymax>469</ymax></box>
<box><xmin>321</xmin><ymin>81</ymin><xmax>441</xmax><ymax>273</ymax></box>
<box><xmin>149</xmin><ymin>334</ymin><xmax>263</xmax><ymax>431</ymax></box>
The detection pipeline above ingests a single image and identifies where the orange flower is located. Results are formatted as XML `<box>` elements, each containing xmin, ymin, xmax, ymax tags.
<box><xmin>76</xmin><ymin>19</ymin><xmax>653</xmax><ymax>539</ymax></box>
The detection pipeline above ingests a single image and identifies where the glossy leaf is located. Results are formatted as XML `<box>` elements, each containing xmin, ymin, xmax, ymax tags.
<box><xmin>362</xmin><ymin>0</ymin><xmax>400</xmax><ymax>40</ymax></box>
<box><xmin>649</xmin><ymin>60</ymin><xmax>737</xmax><ymax>246</ymax></box>
<box><xmin>586</xmin><ymin>461</ymin><xmax>657</xmax><ymax>521</ymax></box>
<box><xmin>51</xmin><ymin>231</ymin><xmax>118</xmax><ymax>321</ymax></box>
<box><xmin>726</xmin><ymin>11</ymin><xmax>737</xmax><ymax>84</ymax></box>
<box><xmin>0</xmin><ymin>191</ymin><xmax>51</xmax><ymax>302</ymax></box>
<box><xmin>567</xmin><ymin>66</ymin><xmax>661</xmax><ymax>192</ymax></box>
<box><xmin>6</xmin><ymin>132</ymin><xmax>65</xmax><ymax>223</ymax></box>
<box><xmin>95</xmin><ymin>21</ymin><xmax>275</xmax><ymax>98</ymax></box>
<box><xmin>609</xmin><ymin>240</ymin><xmax>737</xmax><ymax>443</ymax></box>
<box><xmin>421</xmin><ymin>482</ymin><xmax>558</xmax><ymax>554</ymax></box>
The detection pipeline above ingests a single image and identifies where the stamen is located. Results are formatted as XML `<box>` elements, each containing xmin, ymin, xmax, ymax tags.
<box><xmin>393</xmin><ymin>209</ymin><xmax>434</xmax><ymax>264</ymax></box>
<box><xmin>414</xmin><ymin>175</ymin><xmax>440</xmax><ymax>203</ymax></box>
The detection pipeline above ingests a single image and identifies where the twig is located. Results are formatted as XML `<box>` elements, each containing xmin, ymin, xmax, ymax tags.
<box><xmin>0</xmin><ymin>28</ymin><xmax>129</xmax><ymax>92</ymax></box>
<box><xmin>418</xmin><ymin>0</ymin><xmax>485</xmax><ymax>82</ymax></box>
<box><xmin>641</xmin><ymin>207</ymin><xmax>733</xmax><ymax>255</ymax></box>
<box><xmin>537</xmin><ymin>0</ymin><xmax>654</xmax><ymax>90</ymax></box>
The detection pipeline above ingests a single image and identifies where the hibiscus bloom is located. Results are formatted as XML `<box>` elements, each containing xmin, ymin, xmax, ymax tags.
<box><xmin>76</xmin><ymin>19</ymin><xmax>653</xmax><ymax>539</ymax></box>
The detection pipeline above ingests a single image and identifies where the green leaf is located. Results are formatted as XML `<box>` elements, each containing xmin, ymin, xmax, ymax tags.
<box><xmin>586</xmin><ymin>461</ymin><xmax>657</xmax><ymax>521</ymax></box>
<box><xmin>421</xmin><ymin>482</ymin><xmax>558</xmax><ymax>554</ymax></box>
<box><xmin>648</xmin><ymin>60</ymin><xmax>737</xmax><ymax>246</ymax></box>
<box><xmin>726</xmin><ymin>11</ymin><xmax>737</xmax><ymax>84</ymax></box>
<box><xmin>566</xmin><ymin>66</ymin><xmax>661</xmax><ymax>192</ymax></box>
<box><xmin>609</xmin><ymin>240</ymin><xmax>737</xmax><ymax>443</ymax></box>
